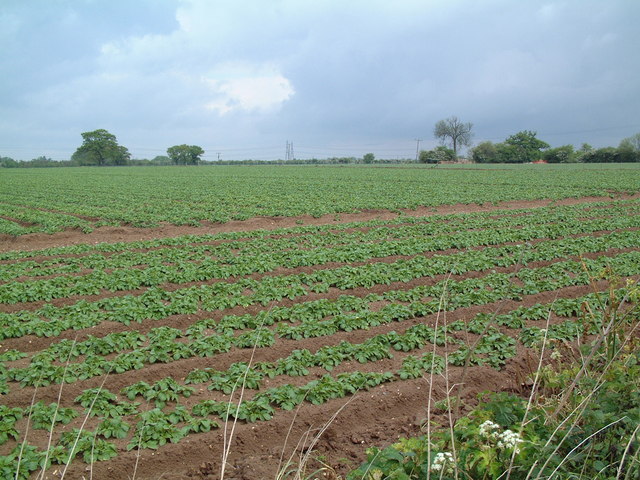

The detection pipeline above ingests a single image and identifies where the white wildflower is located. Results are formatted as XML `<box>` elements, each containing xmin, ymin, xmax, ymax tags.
<box><xmin>496</xmin><ymin>429</ymin><xmax>523</xmax><ymax>453</ymax></box>
<box><xmin>431</xmin><ymin>451</ymin><xmax>455</xmax><ymax>473</ymax></box>
<box><xmin>478</xmin><ymin>420</ymin><xmax>500</xmax><ymax>438</ymax></box>
<box><xmin>478</xmin><ymin>421</ymin><xmax>523</xmax><ymax>453</ymax></box>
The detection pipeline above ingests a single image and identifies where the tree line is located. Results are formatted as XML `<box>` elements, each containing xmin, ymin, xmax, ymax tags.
<box><xmin>470</xmin><ymin>132</ymin><xmax>640</xmax><ymax>164</ymax></box>
<box><xmin>420</xmin><ymin>116</ymin><xmax>640</xmax><ymax>164</ymax></box>
<box><xmin>2</xmin><ymin>126</ymin><xmax>640</xmax><ymax>168</ymax></box>
<box><xmin>69</xmin><ymin>129</ymin><xmax>205</xmax><ymax>166</ymax></box>
<box><xmin>0</xmin><ymin>130</ymin><xmax>205</xmax><ymax>168</ymax></box>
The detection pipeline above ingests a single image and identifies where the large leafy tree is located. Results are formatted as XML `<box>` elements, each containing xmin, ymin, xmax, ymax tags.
<box><xmin>419</xmin><ymin>146</ymin><xmax>455</xmax><ymax>164</ymax></box>
<box><xmin>362</xmin><ymin>153</ymin><xmax>375</xmax><ymax>164</ymax></box>
<box><xmin>167</xmin><ymin>145</ymin><xmax>205</xmax><ymax>165</ymax></box>
<box><xmin>72</xmin><ymin>129</ymin><xmax>130</xmax><ymax>166</ymax></box>
<box><xmin>470</xmin><ymin>141</ymin><xmax>498</xmax><ymax>163</ymax></box>
<box><xmin>503</xmin><ymin>130</ymin><xmax>549</xmax><ymax>163</ymax></box>
<box><xmin>543</xmin><ymin>145</ymin><xmax>576</xmax><ymax>163</ymax></box>
<box><xmin>434</xmin><ymin>116</ymin><xmax>473</xmax><ymax>158</ymax></box>
<box><xmin>619</xmin><ymin>132</ymin><xmax>640</xmax><ymax>152</ymax></box>
<box><xmin>618</xmin><ymin>133</ymin><xmax>640</xmax><ymax>162</ymax></box>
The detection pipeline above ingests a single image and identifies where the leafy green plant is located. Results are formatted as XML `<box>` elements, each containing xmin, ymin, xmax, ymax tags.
<box><xmin>0</xmin><ymin>444</ymin><xmax>45</xmax><ymax>479</ymax></box>
<box><xmin>232</xmin><ymin>398</ymin><xmax>275</xmax><ymax>423</ymax></box>
<box><xmin>122</xmin><ymin>378</ymin><xmax>194</xmax><ymax>408</ymax></box>
<box><xmin>30</xmin><ymin>402</ymin><xmax>78</xmax><ymax>431</ymax></box>
<box><xmin>0</xmin><ymin>405</ymin><xmax>22</xmax><ymax>444</ymax></box>
<box><xmin>191</xmin><ymin>399</ymin><xmax>230</xmax><ymax>417</ymax></box>
<box><xmin>127</xmin><ymin>409</ymin><xmax>187</xmax><ymax>450</ymax></box>
<box><xmin>96</xmin><ymin>417</ymin><xmax>130</xmax><ymax>439</ymax></box>
<box><xmin>302</xmin><ymin>375</ymin><xmax>346</xmax><ymax>405</ymax></box>
<box><xmin>257</xmin><ymin>384</ymin><xmax>305</xmax><ymax>411</ymax></box>
<box><xmin>74</xmin><ymin>387</ymin><xmax>117</xmax><ymax>408</ymax></box>
<box><xmin>0</xmin><ymin>349</ymin><xmax>27</xmax><ymax>362</ymax></box>
<box><xmin>58</xmin><ymin>428</ymin><xmax>118</xmax><ymax>463</ymax></box>
<box><xmin>398</xmin><ymin>352</ymin><xmax>445</xmax><ymax>379</ymax></box>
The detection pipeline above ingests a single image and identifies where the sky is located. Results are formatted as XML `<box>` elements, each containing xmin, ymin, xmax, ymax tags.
<box><xmin>1</xmin><ymin>0</ymin><xmax>639</xmax><ymax>161</ymax></box>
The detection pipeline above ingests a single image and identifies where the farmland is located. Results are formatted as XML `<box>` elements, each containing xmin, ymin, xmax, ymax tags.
<box><xmin>0</xmin><ymin>164</ymin><xmax>639</xmax><ymax>479</ymax></box>
<box><xmin>2</xmin><ymin>164</ymin><xmax>640</xmax><ymax>235</ymax></box>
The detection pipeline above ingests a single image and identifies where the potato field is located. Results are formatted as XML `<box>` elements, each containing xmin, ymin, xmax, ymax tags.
<box><xmin>0</xmin><ymin>164</ymin><xmax>639</xmax><ymax>479</ymax></box>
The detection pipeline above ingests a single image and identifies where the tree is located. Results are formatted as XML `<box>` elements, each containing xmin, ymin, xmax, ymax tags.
<box><xmin>581</xmin><ymin>147</ymin><xmax>620</xmax><ymax>163</ymax></box>
<box><xmin>503</xmin><ymin>130</ymin><xmax>549</xmax><ymax>163</ymax></box>
<box><xmin>616</xmin><ymin>135</ymin><xmax>640</xmax><ymax>162</ymax></box>
<box><xmin>150</xmin><ymin>155</ymin><xmax>172</xmax><ymax>166</ymax></box>
<box><xmin>542</xmin><ymin>145</ymin><xmax>575</xmax><ymax>163</ymax></box>
<box><xmin>0</xmin><ymin>156</ymin><xmax>18</xmax><ymax>168</ymax></box>
<box><xmin>574</xmin><ymin>143</ymin><xmax>594</xmax><ymax>163</ymax></box>
<box><xmin>434</xmin><ymin>116</ymin><xmax>473</xmax><ymax>158</ymax></box>
<box><xmin>167</xmin><ymin>145</ymin><xmax>205</xmax><ymax>165</ymax></box>
<box><xmin>619</xmin><ymin>133</ymin><xmax>640</xmax><ymax>152</ymax></box>
<box><xmin>619</xmin><ymin>133</ymin><xmax>640</xmax><ymax>151</ymax></box>
<box><xmin>362</xmin><ymin>153</ymin><xmax>375</xmax><ymax>164</ymax></box>
<box><xmin>470</xmin><ymin>141</ymin><xmax>498</xmax><ymax>163</ymax></box>
<box><xmin>71</xmin><ymin>129</ymin><xmax>130</xmax><ymax>166</ymax></box>
<box><xmin>419</xmin><ymin>146</ymin><xmax>455</xmax><ymax>164</ymax></box>
<box><xmin>494</xmin><ymin>143</ymin><xmax>518</xmax><ymax>163</ymax></box>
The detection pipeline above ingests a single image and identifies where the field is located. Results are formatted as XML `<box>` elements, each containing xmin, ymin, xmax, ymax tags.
<box><xmin>2</xmin><ymin>164</ymin><xmax>640</xmax><ymax>235</ymax></box>
<box><xmin>1</xmin><ymin>164</ymin><xmax>639</xmax><ymax>479</ymax></box>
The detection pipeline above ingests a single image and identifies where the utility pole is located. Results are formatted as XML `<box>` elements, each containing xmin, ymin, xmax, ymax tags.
<box><xmin>414</xmin><ymin>138</ymin><xmax>422</xmax><ymax>162</ymax></box>
<box><xmin>217</xmin><ymin>152</ymin><xmax>221</xmax><ymax>161</ymax></box>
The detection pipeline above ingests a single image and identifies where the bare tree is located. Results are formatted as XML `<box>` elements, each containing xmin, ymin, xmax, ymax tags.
<box><xmin>434</xmin><ymin>116</ymin><xmax>473</xmax><ymax>158</ymax></box>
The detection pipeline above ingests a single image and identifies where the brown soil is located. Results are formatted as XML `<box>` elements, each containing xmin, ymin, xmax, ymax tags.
<box><xmin>1</xmin><ymin>196</ymin><xmax>637</xmax><ymax>480</ymax></box>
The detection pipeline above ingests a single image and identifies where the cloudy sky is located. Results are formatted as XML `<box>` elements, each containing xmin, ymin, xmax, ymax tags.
<box><xmin>1</xmin><ymin>0</ymin><xmax>639</xmax><ymax>161</ymax></box>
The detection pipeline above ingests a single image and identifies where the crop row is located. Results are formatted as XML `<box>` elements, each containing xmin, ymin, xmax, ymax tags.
<box><xmin>3</xmin><ymin>252</ymin><xmax>638</xmax><ymax>390</ymax></box>
<box><xmin>0</xmin><ymin>203</ymin><xmax>94</xmax><ymax>235</ymax></box>
<box><xmin>1</xmin><ymin>214</ymin><xmax>639</xmax><ymax>297</ymax></box>
<box><xmin>2</xmin><ymin>219</ymin><xmax>640</xmax><ymax>306</ymax></box>
<box><xmin>2</xmin><ymin>229</ymin><xmax>639</xmax><ymax>342</ymax></box>
<box><xmin>3</xmin><ymin>165</ymin><xmax>639</xmax><ymax>234</ymax></box>
<box><xmin>1</xmin><ymin>281</ymin><xmax>622</xmax><ymax>415</ymax></box>
<box><xmin>2</xmin><ymin>199</ymin><xmax>639</xmax><ymax>280</ymax></box>
<box><xmin>3</xmin><ymin>198</ymin><xmax>639</xmax><ymax>265</ymax></box>
<box><xmin>3</xmin><ymin>283</ymin><xmax>633</xmax><ymax>478</ymax></box>
<box><xmin>2</xmin><ymin>263</ymin><xmax>635</xmax><ymax>479</ymax></box>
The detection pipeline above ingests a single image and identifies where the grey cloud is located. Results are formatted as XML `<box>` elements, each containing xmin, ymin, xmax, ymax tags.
<box><xmin>0</xmin><ymin>0</ymin><xmax>639</xmax><ymax>160</ymax></box>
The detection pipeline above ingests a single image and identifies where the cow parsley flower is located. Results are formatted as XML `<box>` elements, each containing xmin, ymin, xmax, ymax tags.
<box><xmin>497</xmin><ymin>429</ymin><xmax>523</xmax><ymax>453</ymax></box>
<box><xmin>431</xmin><ymin>451</ymin><xmax>455</xmax><ymax>474</ymax></box>
<box><xmin>478</xmin><ymin>421</ymin><xmax>523</xmax><ymax>453</ymax></box>
<box><xmin>478</xmin><ymin>420</ymin><xmax>500</xmax><ymax>438</ymax></box>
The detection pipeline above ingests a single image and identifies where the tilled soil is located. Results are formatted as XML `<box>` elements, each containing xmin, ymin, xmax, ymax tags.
<box><xmin>1</xmin><ymin>196</ymin><xmax>637</xmax><ymax>480</ymax></box>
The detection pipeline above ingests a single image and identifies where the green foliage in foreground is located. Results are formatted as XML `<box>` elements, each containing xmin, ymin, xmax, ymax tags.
<box><xmin>349</xmin><ymin>350</ymin><xmax>640</xmax><ymax>479</ymax></box>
